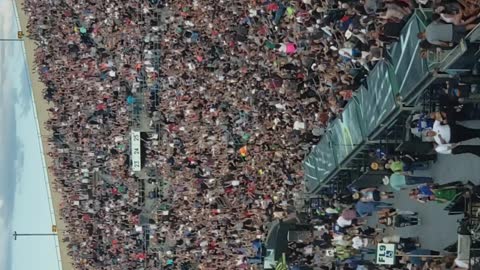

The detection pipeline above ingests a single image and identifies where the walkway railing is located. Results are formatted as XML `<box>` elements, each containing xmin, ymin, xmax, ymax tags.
<box><xmin>303</xmin><ymin>10</ymin><xmax>480</xmax><ymax>194</ymax></box>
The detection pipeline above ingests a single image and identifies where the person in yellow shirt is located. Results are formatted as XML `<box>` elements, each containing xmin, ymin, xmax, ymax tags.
<box><xmin>385</xmin><ymin>157</ymin><xmax>430</xmax><ymax>173</ymax></box>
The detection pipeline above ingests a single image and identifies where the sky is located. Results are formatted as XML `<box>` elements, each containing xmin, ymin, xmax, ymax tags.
<box><xmin>0</xmin><ymin>0</ymin><xmax>62</xmax><ymax>269</ymax></box>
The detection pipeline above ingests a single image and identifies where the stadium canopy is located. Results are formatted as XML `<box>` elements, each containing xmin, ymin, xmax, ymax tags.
<box><xmin>303</xmin><ymin>11</ymin><xmax>432</xmax><ymax>193</ymax></box>
<box><xmin>303</xmin><ymin>9</ymin><xmax>480</xmax><ymax>193</ymax></box>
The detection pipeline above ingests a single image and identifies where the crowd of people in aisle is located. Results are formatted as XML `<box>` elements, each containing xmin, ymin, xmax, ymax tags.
<box><xmin>303</xmin><ymin>160</ymin><xmax>479</xmax><ymax>270</ymax></box>
<box><xmin>21</xmin><ymin>0</ymin><xmax>480</xmax><ymax>268</ymax></box>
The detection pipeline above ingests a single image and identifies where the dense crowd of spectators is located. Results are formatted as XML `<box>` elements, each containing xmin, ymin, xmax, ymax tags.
<box><xmin>22</xmin><ymin>0</ymin><xmax>479</xmax><ymax>268</ymax></box>
<box><xmin>151</xmin><ymin>0</ymin><xmax>416</xmax><ymax>268</ymax></box>
<box><xmin>24</xmin><ymin>0</ymin><xmax>159</xmax><ymax>269</ymax></box>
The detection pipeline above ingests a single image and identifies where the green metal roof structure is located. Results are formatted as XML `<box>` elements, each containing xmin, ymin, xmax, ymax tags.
<box><xmin>303</xmin><ymin>10</ymin><xmax>480</xmax><ymax>193</ymax></box>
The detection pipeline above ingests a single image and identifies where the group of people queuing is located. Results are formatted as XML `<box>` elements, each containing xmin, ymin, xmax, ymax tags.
<box><xmin>307</xmin><ymin>162</ymin><xmax>475</xmax><ymax>270</ymax></box>
<box><xmin>22</xmin><ymin>0</ymin><xmax>480</xmax><ymax>267</ymax></box>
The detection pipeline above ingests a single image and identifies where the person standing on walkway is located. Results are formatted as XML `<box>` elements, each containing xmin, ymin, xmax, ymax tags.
<box><xmin>410</xmin><ymin>181</ymin><xmax>472</xmax><ymax>203</ymax></box>
<box><xmin>352</xmin><ymin>187</ymin><xmax>394</xmax><ymax>202</ymax></box>
<box><xmin>400</xmin><ymin>249</ymin><xmax>442</xmax><ymax>269</ymax></box>
<box><xmin>426</xmin><ymin>119</ymin><xmax>480</xmax><ymax>145</ymax></box>
<box><xmin>417</xmin><ymin>18</ymin><xmax>477</xmax><ymax>47</ymax></box>
<box><xmin>385</xmin><ymin>158</ymin><xmax>430</xmax><ymax>173</ymax></box>
<box><xmin>383</xmin><ymin>173</ymin><xmax>434</xmax><ymax>191</ymax></box>
<box><xmin>382</xmin><ymin>235</ymin><xmax>419</xmax><ymax>252</ymax></box>
<box><xmin>379</xmin><ymin>211</ymin><xmax>420</xmax><ymax>227</ymax></box>
<box><xmin>394</xmin><ymin>212</ymin><xmax>420</xmax><ymax>227</ymax></box>
<box><xmin>355</xmin><ymin>201</ymin><xmax>393</xmax><ymax>217</ymax></box>
<box><xmin>434</xmin><ymin>143</ymin><xmax>480</xmax><ymax>157</ymax></box>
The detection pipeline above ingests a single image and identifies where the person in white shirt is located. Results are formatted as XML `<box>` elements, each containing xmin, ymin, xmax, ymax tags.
<box><xmin>336</xmin><ymin>216</ymin><xmax>352</xmax><ymax>228</ymax></box>
<box><xmin>426</xmin><ymin>120</ymin><xmax>480</xmax><ymax>145</ymax></box>
<box><xmin>351</xmin><ymin>236</ymin><xmax>369</xmax><ymax>250</ymax></box>
<box><xmin>429</xmin><ymin>120</ymin><xmax>451</xmax><ymax>145</ymax></box>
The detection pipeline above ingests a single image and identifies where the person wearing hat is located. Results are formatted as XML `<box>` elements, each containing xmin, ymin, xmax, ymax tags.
<box><xmin>352</xmin><ymin>187</ymin><xmax>394</xmax><ymax>202</ymax></box>
<box><xmin>370</xmin><ymin>161</ymin><xmax>385</xmax><ymax>171</ymax></box>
